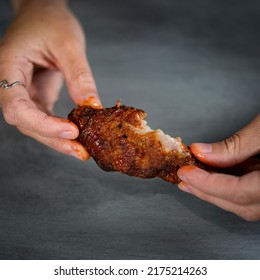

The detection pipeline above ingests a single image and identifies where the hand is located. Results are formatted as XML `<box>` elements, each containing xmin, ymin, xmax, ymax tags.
<box><xmin>177</xmin><ymin>115</ymin><xmax>260</xmax><ymax>221</ymax></box>
<box><xmin>0</xmin><ymin>0</ymin><xmax>101</xmax><ymax>159</ymax></box>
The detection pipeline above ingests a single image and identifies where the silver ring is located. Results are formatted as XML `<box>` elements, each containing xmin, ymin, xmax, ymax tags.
<box><xmin>0</xmin><ymin>80</ymin><xmax>25</xmax><ymax>89</ymax></box>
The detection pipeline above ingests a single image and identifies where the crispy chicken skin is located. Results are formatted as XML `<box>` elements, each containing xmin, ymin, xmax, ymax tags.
<box><xmin>68</xmin><ymin>102</ymin><xmax>202</xmax><ymax>184</ymax></box>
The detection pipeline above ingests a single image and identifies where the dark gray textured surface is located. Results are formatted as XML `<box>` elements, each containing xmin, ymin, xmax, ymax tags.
<box><xmin>0</xmin><ymin>0</ymin><xmax>260</xmax><ymax>260</ymax></box>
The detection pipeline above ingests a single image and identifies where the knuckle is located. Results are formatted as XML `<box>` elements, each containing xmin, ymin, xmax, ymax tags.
<box><xmin>2</xmin><ymin>100</ymin><xmax>18</xmax><ymax>126</ymax></box>
<box><xmin>224</xmin><ymin>133</ymin><xmax>241</xmax><ymax>162</ymax></box>
<box><xmin>73</xmin><ymin>70</ymin><xmax>97</xmax><ymax>92</ymax></box>
<box><xmin>73</xmin><ymin>69</ymin><xmax>93</xmax><ymax>84</ymax></box>
<box><xmin>3</xmin><ymin>113</ymin><xmax>16</xmax><ymax>126</ymax></box>
<box><xmin>2</xmin><ymin>97</ymin><xmax>27</xmax><ymax>126</ymax></box>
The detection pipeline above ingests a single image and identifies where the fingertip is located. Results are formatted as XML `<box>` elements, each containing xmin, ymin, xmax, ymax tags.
<box><xmin>190</xmin><ymin>143</ymin><xmax>201</xmax><ymax>158</ymax></box>
<box><xmin>57</xmin><ymin>119</ymin><xmax>79</xmax><ymax>139</ymax></box>
<box><xmin>59</xmin><ymin>130</ymin><xmax>77</xmax><ymax>139</ymax></box>
<box><xmin>80</xmin><ymin>150</ymin><xmax>91</xmax><ymax>161</ymax></box>
<box><xmin>178</xmin><ymin>165</ymin><xmax>198</xmax><ymax>172</ymax></box>
<box><xmin>69</xmin><ymin>143</ymin><xmax>90</xmax><ymax>161</ymax></box>
<box><xmin>191</xmin><ymin>143</ymin><xmax>212</xmax><ymax>160</ymax></box>
<box><xmin>78</xmin><ymin>96</ymin><xmax>103</xmax><ymax>109</ymax></box>
<box><xmin>191</xmin><ymin>142</ymin><xmax>226</xmax><ymax>167</ymax></box>
<box><xmin>68</xmin><ymin>120</ymin><xmax>80</xmax><ymax>137</ymax></box>
<box><xmin>177</xmin><ymin>165</ymin><xmax>198</xmax><ymax>176</ymax></box>
<box><xmin>177</xmin><ymin>166</ymin><xmax>207</xmax><ymax>184</ymax></box>
<box><xmin>177</xmin><ymin>181</ymin><xmax>192</xmax><ymax>194</ymax></box>
<box><xmin>177</xmin><ymin>166</ymin><xmax>195</xmax><ymax>184</ymax></box>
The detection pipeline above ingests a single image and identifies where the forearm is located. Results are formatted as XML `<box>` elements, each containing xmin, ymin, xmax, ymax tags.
<box><xmin>11</xmin><ymin>0</ymin><xmax>68</xmax><ymax>14</ymax></box>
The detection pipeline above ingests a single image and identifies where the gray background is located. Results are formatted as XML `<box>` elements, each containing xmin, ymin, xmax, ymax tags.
<box><xmin>0</xmin><ymin>0</ymin><xmax>260</xmax><ymax>259</ymax></box>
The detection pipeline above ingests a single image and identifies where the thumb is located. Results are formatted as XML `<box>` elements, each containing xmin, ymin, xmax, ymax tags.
<box><xmin>58</xmin><ymin>46</ymin><xmax>102</xmax><ymax>108</ymax></box>
<box><xmin>191</xmin><ymin>115</ymin><xmax>260</xmax><ymax>168</ymax></box>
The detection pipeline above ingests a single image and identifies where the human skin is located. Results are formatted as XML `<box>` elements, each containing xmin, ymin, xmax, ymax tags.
<box><xmin>0</xmin><ymin>0</ymin><xmax>101</xmax><ymax>159</ymax></box>
<box><xmin>177</xmin><ymin>115</ymin><xmax>260</xmax><ymax>221</ymax></box>
<box><xmin>2</xmin><ymin>1</ymin><xmax>259</xmax><ymax>221</ymax></box>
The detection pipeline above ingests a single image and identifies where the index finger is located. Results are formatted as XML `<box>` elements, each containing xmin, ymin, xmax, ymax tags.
<box><xmin>55</xmin><ymin>42</ymin><xmax>102</xmax><ymax>108</ymax></box>
<box><xmin>0</xmin><ymin>81</ymin><xmax>79</xmax><ymax>139</ymax></box>
<box><xmin>0</xmin><ymin>49</ymin><xmax>80</xmax><ymax>139</ymax></box>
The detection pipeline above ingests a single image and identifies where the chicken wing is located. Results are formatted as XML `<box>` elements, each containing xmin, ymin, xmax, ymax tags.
<box><xmin>68</xmin><ymin>102</ymin><xmax>202</xmax><ymax>184</ymax></box>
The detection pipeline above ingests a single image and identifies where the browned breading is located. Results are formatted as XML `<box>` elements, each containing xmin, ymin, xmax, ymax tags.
<box><xmin>68</xmin><ymin>102</ymin><xmax>202</xmax><ymax>184</ymax></box>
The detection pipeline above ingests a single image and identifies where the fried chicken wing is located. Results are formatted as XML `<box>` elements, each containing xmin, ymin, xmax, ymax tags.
<box><xmin>68</xmin><ymin>102</ymin><xmax>202</xmax><ymax>184</ymax></box>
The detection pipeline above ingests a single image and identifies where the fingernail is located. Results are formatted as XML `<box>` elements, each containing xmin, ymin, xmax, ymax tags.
<box><xmin>177</xmin><ymin>166</ymin><xmax>199</xmax><ymax>183</ymax></box>
<box><xmin>70</xmin><ymin>146</ymin><xmax>90</xmax><ymax>160</ymax></box>
<box><xmin>59</xmin><ymin>131</ymin><xmax>75</xmax><ymax>139</ymax></box>
<box><xmin>79</xmin><ymin>96</ymin><xmax>102</xmax><ymax>109</ymax></box>
<box><xmin>178</xmin><ymin>181</ymin><xmax>192</xmax><ymax>194</ymax></box>
<box><xmin>177</xmin><ymin>174</ymin><xmax>188</xmax><ymax>183</ymax></box>
<box><xmin>193</xmin><ymin>143</ymin><xmax>212</xmax><ymax>154</ymax></box>
<box><xmin>70</xmin><ymin>150</ymin><xmax>80</xmax><ymax>159</ymax></box>
<box><xmin>91</xmin><ymin>102</ymin><xmax>103</xmax><ymax>109</ymax></box>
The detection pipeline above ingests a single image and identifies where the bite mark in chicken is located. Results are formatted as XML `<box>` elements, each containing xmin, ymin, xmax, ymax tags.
<box><xmin>68</xmin><ymin>102</ymin><xmax>202</xmax><ymax>184</ymax></box>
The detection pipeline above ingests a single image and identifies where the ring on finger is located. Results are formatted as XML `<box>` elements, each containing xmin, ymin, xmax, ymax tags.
<box><xmin>0</xmin><ymin>80</ymin><xmax>25</xmax><ymax>90</ymax></box>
